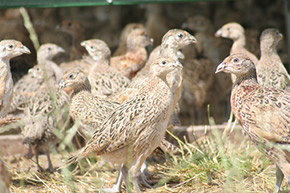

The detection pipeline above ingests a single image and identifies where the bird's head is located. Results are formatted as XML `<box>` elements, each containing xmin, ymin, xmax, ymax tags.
<box><xmin>215</xmin><ymin>22</ymin><xmax>244</xmax><ymax>40</ymax></box>
<box><xmin>59</xmin><ymin>68</ymin><xmax>91</xmax><ymax>95</ymax></box>
<box><xmin>37</xmin><ymin>43</ymin><xmax>65</xmax><ymax>61</ymax></box>
<box><xmin>215</xmin><ymin>53</ymin><xmax>255</xmax><ymax>76</ymax></box>
<box><xmin>162</xmin><ymin>29</ymin><xmax>197</xmax><ymax>50</ymax></box>
<box><xmin>0</xmin><ymin>40</ymin><xmax>30</xmax><ymax>60</ymax></box>
<box><xmin>151</xmin><ymin>57</ymin><xmax>183</xmax><ymax>78</ymax></box>
<box><xmin>182</xmin><ymin>15</ymin><xmax>211</xmax><ymax>33</ymax></box>
<box><xmin>81</xmin><ymin>39</ymin><xmax>111</xmax><ymax>60</ymax></box>
<box><xmin>260</xmin><ymin>28</ymin><xmax>283</xmax><ymax>49</ymax></box>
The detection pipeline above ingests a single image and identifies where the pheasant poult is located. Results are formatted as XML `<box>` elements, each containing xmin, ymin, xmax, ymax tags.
<box><xmin>67</xmin><ymin>57</ymin><xmax>182</xmax><ymax>193</ymax></box>
<box><xmin>81</xmin><ymin>39</ymin><xmax>130</xmax><ymax>97</ymax></box>
<box><xmin>110</xmin><ymin>28</ymin><xmax>153</xmax><ymax>79</ymax></box>
<box><xmin>0</xmin><ymin>40</ymin><xmax>30</xmax><ymax>118</ymax></box>
<box><xmin>216</xmin><ymin>53</ymin><xmax>290</xmax><ymax>193</ymax></box>
<box><xmin>256</xmin><ymin>28</ymin><xmax>290</xmax><ymax>90</ymax></box>
<box><xmin>10</xmin><ymin>43</ymin><xmax>64</xmax><ymax>113</ymax></box>
<box><xmin>22</xmin><ymin>85</ymin><xmax>69</xmax><ymax>172</ymax></box>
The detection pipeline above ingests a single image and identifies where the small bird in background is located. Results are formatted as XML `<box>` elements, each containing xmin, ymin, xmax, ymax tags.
<box><xmin>56</xmin><ymin>20</ymin><xmax>86</xmax><ymax>60</ymax></box>
<box><xmin>22</xmin><ymin>85</ymin><xmax>69</xmax><ymax>172</ymax></box>
<box><xmin>66</xmin><ymin>57</ymin><xmax>182</xmax><ymax>193</ymax></box>
<box><xmin>81</xmin><ymin>39</ymin><xmax>130</xmax><ymax>97</ymax></box>
<box><xmin>110</xmin><ymin>28</ymin><xmax>153</xmax><ymax>79</ymax></box>
<box><xmin>9</xmin><ymin>43</ymin><xmax>64</xmax><ymax>114</ymax></box>
<box><xmin>216</xmin><ymin>53</ymin><xmax>290</xmax><ymax>193</ymax></box>
<box><xmin>215</xmin><ymin>22</ymin><xmax>258</xmax><ymax>132</ymax></box>
<box><xmin>0</xmin><ymin>39</ymin><xmax>30</xmax><ymax>118</ymax></box>
<box><xmin>256</xmin><ymin>28</ymin><xmax>289</xmax><ymax>90</ymax></box>
<box><xmin>113</xmin><ymin>23</ymin><xmax>146</xmax><ymax>57</ymax></box>
<box><xmin>215</xmin><ymin>22</ymin><xmax>258</xmax><ymax>71</ymax></box>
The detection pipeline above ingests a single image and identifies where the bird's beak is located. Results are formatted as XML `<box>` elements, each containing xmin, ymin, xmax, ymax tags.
<box><xmin>150</xmin><ymin>38</ymin><xmax>154</xmax><ymax>44</ymax></box>
<box><xmin>215</xmin><ymin>62</ymin><xmax>226</xmax><ymax>74</ymax></box>
<box><xmin>80</xmin><ymin>41</ymin><xmax>87</xmax><ymax>47</ymax></box>
<box><xmin>279</xmin><ymin>33</ymin><xmax>283</xmax><ymax>40</ymax></box>
<box><xmin>215</xmin><ymin>29</ymin><xmax>222</xmax><ymax>37</ymax></box>
<box><xmin>58</xmin><ymin>80</ymin><xmax>66</xmax><ymax>88</ymax></box>
<box><xmin>21</xmin><ymin>45</ymin><xmax>31</xmax><ymax>54</ymax></box>
<box><xmin>58</xmin><ymin>47</ymin><xmax>65</xmax><ymax>53</ymax></box>
<box><xmin>189</xmin><ymin>34</ymin><xmax>197</xmax><ymax>43</ymax></box>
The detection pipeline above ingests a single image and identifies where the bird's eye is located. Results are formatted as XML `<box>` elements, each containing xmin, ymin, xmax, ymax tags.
<box><xmin>161</xmin><ymin>61</ymin><xmax>166</xmax><ymax>65</ymax></box>
<box><xmin>177</xmin><ymin>33</ymin><xmax>183</xmax><ymax>38</ymax></box>
<box><xmin>67</xmin><ymin>22</ymin><xmax>72</xmax><ymax>27</ymax></box>
<box><xmin>68</xmin><ymin>73</ymin><xmax>75</xmax><ymax>79</ymax></box>
<box><xmin>8</xmin><ymin>44</ymin><xmax>14</xmax><ymax>49</ymax></box>
<box><xmin>36</xmin><ymin>67</ymin><xmax>40</xmax><ymax>71</ymax></box>
<box><xmin>90</xmin><ymin>46</ymin><xmax>95</xmax><ymax>50</ymax></box>
<box><xmin>227</xmin><ymin>27</ymin><xmax>231</xmax><ymax>31</ymax></box>
<box><xmin>233</xmin><ymin>58</ymin><xmax>239</xmax><ymax>63</ymax></box>
<box><xmin>47</xmin><ymin>47</ymin><xmax>52</xmax><ymax>51</ymax></box>
<box><xmin>275</xmin><ymin>31</ymin><xmax>280</xmax><ymax>36</ymax></box>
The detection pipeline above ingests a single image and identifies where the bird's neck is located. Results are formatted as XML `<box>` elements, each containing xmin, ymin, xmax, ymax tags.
<box><xmin>233</xmin><ymin>68</ymin><xmax>258</xmax><ymax>87</ymax></box>
<box><xmin>231</xmin><ymin>35</ymin><xmax>246</xmax><ymax>52</ymax></box>
<box><xmin>71</xmin><ymin>83</ymin><xmax>91</xmax><ymax>98</ymax></box>
<box><xmin>260</xmin><ymin>44</ymin><xmax>278</xmax><ymax>58</ymax></box>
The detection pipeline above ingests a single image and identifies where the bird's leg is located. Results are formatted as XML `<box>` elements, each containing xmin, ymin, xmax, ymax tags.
<box><xmin>122</xmin><ymin>165</ymin><xmax>133</xmax><ymax>193</ymax></box>
<box><xmin>97</xmin><ymin>166</ymin><xmax>123</xmax><ymax>193</ymax></box>
<box><xmin>274</xmin><ymin>165</ymin><xmax>284</xmax><ymax>193</ymax></box>
<box><xmin>46</xmin><ymin>152</ymin><xmax>55</xmax><ymax>173</ymax></box>
<box><xmin>24</xmin><ymin>144</ymin><xmax>33</xmax><ymax>159</ymax></box>
<box><xmin>137</xmin><ymin>162</ymin><xmax>153</xmax><ymax>188</ymax></box>
<box><xmin>35</xmin><ymin>149</ymin><xmax>44</xmax><ymax>171</ymax></box>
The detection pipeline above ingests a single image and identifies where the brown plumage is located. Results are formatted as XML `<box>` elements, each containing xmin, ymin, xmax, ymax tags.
<box><xmin>67</xmin><ymin>57</ymin><xmax>182</xmax><ymax>193</ymax></box>
<box><xmin>0</xmin><ymin>158</ymin><xmax>11</xmax><ymax>193</ymax></box>
<box><xmin>256</xmin><ymin>28</ymin><xmax>290</xmax><ymax>90</ymax></box>
<box><xmin>110</xmin><ymin>28</ymin><xmax>153</xmax><ymax>79</ymax></box>
<box><xmin>9</xmin><ymin>43</ymin><xmax>64</xmax><ymax>113</ymax></box>
<box><xmin>215</xmin><ymin>22</ymin><xmax>258</xmax><ymax>83</ymax></box>
<box><xmin>22</xmin><ymin>85</ymin><xmax>69</xmax><ymax>172</ymax></box>
<box><xmin>113</xmin><ymin>23</ymin><xmax>146</xmax><ymax>57</ymax></box>
<box><xmin>0</xmin><ymin>40</ymin><xmax>30</xmax><ymax>118</ymax></box>
<box><xmin>81</xmin><ymin>39</ymin><xmax>130</xmax><ymax>97</ymax></box>
<box><xmin>216</xmin><ymin>53</ymin><xmax>290</xmax><ymax>193</ymax></box>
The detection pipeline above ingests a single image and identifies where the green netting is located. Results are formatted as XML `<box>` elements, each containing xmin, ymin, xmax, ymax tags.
<box><xmin>0</xmin><ymin>0</ymin><xmax>225</xmax><ymax>8</ymax></box>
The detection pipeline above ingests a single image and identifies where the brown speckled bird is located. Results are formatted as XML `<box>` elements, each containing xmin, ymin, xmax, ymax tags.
<box><xmin>216</xmin><ymin>53</ymin><xmax>290</xmax><ymax>193</ymax></box>
<box><xmin>110</xmin><ymin>28</ymin><xmax>153</xmax><ymax>79</ymax></box>
<box><xmin>215</xmin><ymin>22</ymin><xmax>258</xmax><ymax>83</ymax></box>
<box><xmin>113</xmin><ymin>23</ymin><xmax>146</xmax><ymax>57</ymax></box>
<box><xmin>9</xmin><ymin>43</ymin><xmax>64</xmax><ymax>113</ymax></box>
<box><xmin>81</xmin><ymin>39</ymin><xmax>130</xmax><ymax>97</ymax></box>
<box><xmin>256</xmin><ymin>28</ymin><xmax>289</xmax><ymax>90</ymax></box>
<box><xmin>56</xmin><ymin>20</ymin><xmax>86</xmax><ymax>60</ymax></box>
<box><xmin>0</xmin><ymin>158</ymin><xmax>11</xmax><ymax>193</ymax></box>
<box><xmin>22</xmin><ymin>85</ymin><xmax>69</xmax><ymax>172</ymax></box>
<box><xmin>67</xmin><ymin>57</ymin><xmax>182</xmax><ymax>193</ymax></box>
<box><xmin>0</xmin><ymin>40</ymin><xmax>30</xmax><ymax>118</ymax></box>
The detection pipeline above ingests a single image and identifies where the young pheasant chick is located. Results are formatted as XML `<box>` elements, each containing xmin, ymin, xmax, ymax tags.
<box><xmin>81</xmin><ymin>39</ymin><xmax>130</xmax><ymax>97</ymax></box>
<box><xmin>0</xmin><ymin>39</ymin><xmax>30</xmax><ymax>118</ymax></box>
<box><xmin>110</xmin><ymin>28</ymin><xmax>153</xmax><ymax>79</ymax></box>
<box><xmin>256</xmin><ymin>28</ymin><xmax>289</xmax><ymax>90</ymax></box>
<box><xmin>216</xmin><ymin>53</ymin><xmax>290</xmax><ymax>193</ymax></box>
<box><xmin>10</xmin><ymin>43</ymin><xmax>64</xmax><ymax>113</ymax></box>
<box><xmin>113</xmin><ymin>23</ymin><xmax>146</xmax><ymax>56</ymax></box>
<box><xmin>68</xmin><ymin>57</ymin><xmax>182</xmax><ymax>193</ymax></box>
<box><xmin>22</xmin><ymin>85</ymin><xmax>69</xmax><ymax>172</ymax></box>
